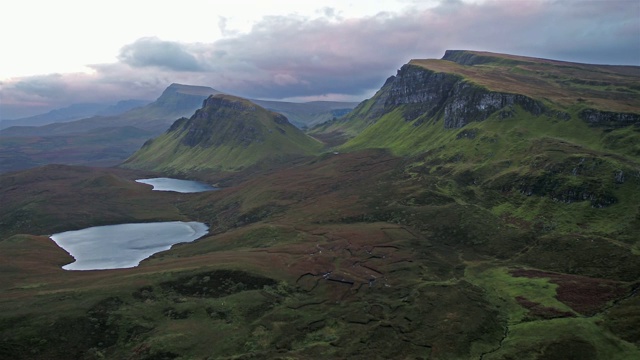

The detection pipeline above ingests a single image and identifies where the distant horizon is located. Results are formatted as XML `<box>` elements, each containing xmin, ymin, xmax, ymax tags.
<box><xmin>0</xmin><ymin>82</ymin><xmax>366</xmax><ymax>122</ymax></box>
<box><xmin>4</xmin><ymin>47</ymin><xmax>640</xmax><ymax>121</ymax></box>
<box><xmin>2</xmin><ymin>0</ymin><xmax>638</xmax><ymax>119</ymax></box>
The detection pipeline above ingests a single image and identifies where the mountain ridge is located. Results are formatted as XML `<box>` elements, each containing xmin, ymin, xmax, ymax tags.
<box><xmin>0</xmin><ymin>83</ymin><xmax>222</xmax><ymax>137</ymax></box>
<box><xmin>411</xmin><ymin>50</ymin><xmax>640</xmax><ymax>113</ymax></box>
<box><xmin>0</xmin><ymin>100</ymin><xmax>150</xmax><ymax>130</ymax></box>
<box><xmin>1</xmin><ymin>84</ymin><xmax>359</xmax><ymax>137</ymax></box>
<box><xmin>0</xmin><ymin>84</ymin><xmax>356</xmax><ymax>172</ymax></box>
<box><xmin>313</xmin><ymin>50</ymin><xmax>640</xmax><ymax>148</ymax></box>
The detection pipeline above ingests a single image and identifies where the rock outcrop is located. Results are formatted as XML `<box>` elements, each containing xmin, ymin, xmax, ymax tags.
<box><xmin>343</xmin><ymin>50</ymin><xmax>639</xmax><ymax>132</ymax></box>
<box><xmin>168</xmin><ymin>95</ymin><xmax>280</xmax><ymax>148</ymax></box>
<box><xmin>579</xmin><ymin>109</ymin><xmax>640</xmax><ymax>128</ymax></box>
<box><xmin>356</xmin><ymin>63</ymin><xmax>546</xmax><ymax>129</ymax></box>
<box><xmin>441</xmin><ymin>80</ymin><xmax>546</xmax><ymax>128</ymax></box>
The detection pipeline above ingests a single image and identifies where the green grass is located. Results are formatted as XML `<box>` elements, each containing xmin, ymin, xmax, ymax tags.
<box><xmin>1</xmin><ymin>151</ymin><xmax>639</xmax><ymax>359</ymax></box>
<box><xmin>123</xmin><ymin>96</ymin><xmax>323</xmax><ymax>173</ymax></box>
<box><xmin>333</xmin><ymin>100</ymin><xmax>640</xmax><ymax>240</ymax></box>
<box><xmin>485</xmin><ymin>317</ymin><xmax>640</xmax><ymax>360</ymax></box>
<box><xmin>339</xmin><ymin>107</ymin><xmax>456</xmax><ymax>155</ymax></box>
<box><xmin>465</xmin><ymin>265</ymin><xmax>572</xmax><ymax>323</ymax></box>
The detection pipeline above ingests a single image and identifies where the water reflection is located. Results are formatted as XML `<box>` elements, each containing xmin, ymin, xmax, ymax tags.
<box><xmin>50</xmin><ymin>221</ymin><xmax>208</xmax><ymax>270</ymax></box>
<box><xmin>136</xmin><ymin>177</ymin><xmax>217</xmax><ymax>193</ymax></box>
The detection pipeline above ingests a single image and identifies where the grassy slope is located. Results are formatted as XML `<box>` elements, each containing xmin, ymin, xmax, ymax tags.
<box><xmin>313</xmin><ymin>52</ymin><xmax>640</xmax><ymax>147</ymax></box>
<box><xmin>309</xmin><ymin>51</ymin><xmax>640</xmax><ymax>358</ymax></box>
<box><xmin>0</xmin><ymin>127</ymin><xmax>154</xmax><ymax>173</ymax></box>
<box><xmin>328</xmin><ymin>50</ymin><xmax>640</xmax><ymax>239</ymax></box>
<box><xmin>123</xmin><ymin>95</ymin><xmax>323</xmax><ymax>173</ymax></box>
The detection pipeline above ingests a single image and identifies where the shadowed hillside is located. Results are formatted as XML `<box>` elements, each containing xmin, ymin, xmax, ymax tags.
<box><xmin>0</xmin><ymin>84</ymin><xmax>357</xmax><ymax>173</ymax></box>
<box><xmin>0</xmin><ymin>100</ymin><xmax>150</xmax><ymax>130</ymax></box>
<box><xmin>0</xmin><ymin>83</ymin><xmax>222</xmax><ymax>137</ymax></box>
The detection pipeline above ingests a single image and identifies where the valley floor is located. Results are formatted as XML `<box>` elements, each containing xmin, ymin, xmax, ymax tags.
<box><xmin>0</xmin><ymin>150</ymin><xmax>638</xmax><ymax>359</ymax></box>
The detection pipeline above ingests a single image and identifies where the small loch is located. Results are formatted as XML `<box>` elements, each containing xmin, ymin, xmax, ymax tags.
<box><xmin>136</xmin><ymin>177</ymin><xmax>217</xmax><ymax>193</ymax></box>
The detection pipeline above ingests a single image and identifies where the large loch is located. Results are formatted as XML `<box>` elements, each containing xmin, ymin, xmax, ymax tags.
<box><xmin>50</xmin><ymin>221</ymin><xmax>209</xmax><ymax>270</ymax></box>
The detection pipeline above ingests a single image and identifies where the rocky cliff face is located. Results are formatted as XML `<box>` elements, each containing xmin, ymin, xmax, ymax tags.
<box><xmin>441</xmin><ymin>80</ymin><xmax>546</xmax><ymax>128</ymax></box>
<box><xmin>579</xmin><ymin>109</ymin><xmax>640</xmax><ymax>128</ymax></box>
<box><xmin>350</xmin><ymin>51</ymin><xmax>639</xmax><ymax>131</ymax></box>
<box><xmin>360</xmin><ymin>64</ymin><xmax>547</xmax><ymax>129</ymax></box>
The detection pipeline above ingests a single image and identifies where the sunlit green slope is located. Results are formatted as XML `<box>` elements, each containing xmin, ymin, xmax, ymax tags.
<box><xmin>313</xmin><ymin>49</ymin><xmax>640</xmax><ymax>241</ymax></box>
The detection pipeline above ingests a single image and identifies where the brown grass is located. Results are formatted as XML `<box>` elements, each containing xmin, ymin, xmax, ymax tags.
<box><xmin>515</xmin><ymin>295</ymin><xmax>575</xmax><ymax>320</ymax></box>
<box><xmin>510</xmin><ymin>269</ymin><xmax>629</xmax><ymax>316</ymax></box>
<box><xmin>410</xmin><ymin>56</ymin><xmax>640</xmax><ymax>113</ymax></box>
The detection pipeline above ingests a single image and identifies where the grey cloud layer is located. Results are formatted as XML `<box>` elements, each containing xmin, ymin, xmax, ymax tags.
<box><xmin>2</xmin><ymin>0</ymin><xmax>638</xmax><ymax>119</ymax></box>
<box><xmin>118</xmin><ymin>38</ymin><xmax>205</xmax><ymax>72</ymax></box>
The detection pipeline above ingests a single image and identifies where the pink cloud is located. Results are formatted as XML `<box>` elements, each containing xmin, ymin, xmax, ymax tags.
<box><xmin>2</xmin><ymin>0</ymin><xmax>637</xmax><ymax>119</ymax></box>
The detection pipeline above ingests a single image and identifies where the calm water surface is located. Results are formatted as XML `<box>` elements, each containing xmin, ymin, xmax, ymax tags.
<box><xmin>136</xmin><ymin>177</ymin><xmax>217</xmax><ymax>193</ymax></box>
<box><xmin>50</xmin><ymin>221</ymin><xmax>208</xmax><ymax>270</ymax></box>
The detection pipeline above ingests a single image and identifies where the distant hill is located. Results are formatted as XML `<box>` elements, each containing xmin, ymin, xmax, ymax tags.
<box><xmin>252</xmin><ymin>99</ymin><xmax>359</xmax><ymax>129</ymax></box>
<box><xmin>0</xmin><ymin>83</ymin><xmax>223</xmax><ymax>137</ymax></box>
<box><xmin>1</xmin><ymin>84</ymin><xmax>358</xmax><ymax>137</ymax></box>
<box><xmin>95</xmin><ymin>99</ymin><xmax>152</xmax><ymax>116</ymax></box>
<box><xmin>0</xmin><ymin>126</ymin><xmax>154</xmax><ymax>173</ymax></box>
<box><xmin>0</xmin><ymin>84</ymin><xmax>225</xmax><ymax>172</ymax></box>
<box><xmin>0</xmin><ymin>100</ymin><xmax>149</xmax><ymax>130</ymax></box>
<box><xmin>122</xmin><ymin>94</ymin><xmax>323</xmax><ymax>172</ymax></box>
<box><xmin>0</xmin><ymin>83</ymin><xmax>357</xmax><ymax>172</ymax></box>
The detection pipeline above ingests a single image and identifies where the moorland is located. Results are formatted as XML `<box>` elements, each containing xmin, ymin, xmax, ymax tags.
<box><xmin>0</xmin><ymin>50</ymin><xmax>639</xmax><ymax>359</ymax></box>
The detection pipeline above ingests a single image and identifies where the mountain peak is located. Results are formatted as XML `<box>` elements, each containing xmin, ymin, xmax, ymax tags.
<box><xmin>123</xmin><ymin>95</ymin><xmax>322</xmax><ymax>172</ymax></box>
<box><xmin>202</xmin><ymin>94</ymin><xmax>259</xmax><ymax>112</ymax></box>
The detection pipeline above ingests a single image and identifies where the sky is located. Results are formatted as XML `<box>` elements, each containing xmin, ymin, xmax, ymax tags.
<box><xmin>1</xmin><ymin>0</ymin><xmax>639</xmax><ymax>119</ymax></box>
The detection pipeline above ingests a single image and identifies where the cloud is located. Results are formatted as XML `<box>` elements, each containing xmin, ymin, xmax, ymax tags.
<box><xmin>118</xmin><ymin>37</ymin><xmax>205</xmax><ymax>71</ymax></box>
<box><xmin>2</xmin><ymin>0</ymin><xmax>638</xmax><ymax>119</ymax></box>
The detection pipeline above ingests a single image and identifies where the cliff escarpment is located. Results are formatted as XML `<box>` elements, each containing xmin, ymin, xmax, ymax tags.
<box><xmin>351</xmin><ymin>64</ymin><xmax>547</xmax><ymax>129</ymax></box>
<box><xmin>344</xmin><ymin>59</ymin><xmax>639</xmax><ymax>133</ymax></box>
<box><xmin>315</xmin><ymin>50</ymin><xmax>639</xmax><ymax>147</ymax></box>
<box><xmin>579</xmin><ymin>109</ymin><xmax>640</xmax><ymax>128</ymax></box>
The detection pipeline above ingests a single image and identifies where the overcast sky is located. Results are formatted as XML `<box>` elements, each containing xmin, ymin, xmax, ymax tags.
<box><xmin>1</xmin><ymin>0</ymin><xmax>639</xmax><ymax>119</ymax></box>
